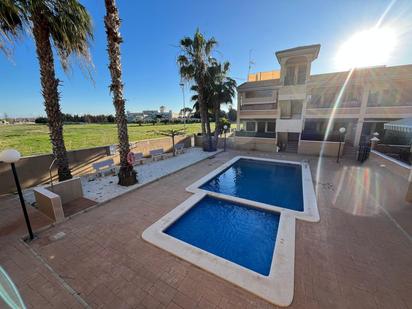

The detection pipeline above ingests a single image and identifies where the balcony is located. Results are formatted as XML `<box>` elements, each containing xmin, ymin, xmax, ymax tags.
<box><xmin>276</xmin><ymin>119</ymin><xmax>303</xmax><ymax>133</ymax></box>
<box><xmin>278</xmin><ymin>84</ymin><xmax>306</xmax><ymax>100</ymax></box>
<box><xmin>240</xmin><ymin>103</ymin><xmax>277</xmax><ymax>111</ymax></box>
<box><xmin>235</xmin><ymin>131</ymin><xmax>276</xmax><ymax>138</ymax></box>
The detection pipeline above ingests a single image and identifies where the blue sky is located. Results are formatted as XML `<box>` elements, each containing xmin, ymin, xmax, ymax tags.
<box><xmin>1</xmin><ymin>0</ymin><xmax>412</xmax><ymax>117</ymax></box>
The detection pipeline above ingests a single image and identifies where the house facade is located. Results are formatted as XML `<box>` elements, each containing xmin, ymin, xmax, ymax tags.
<box><xmin>236</xmin><ymin>44</ymin><xmax>412</xmax><ymax>153</ymax></box>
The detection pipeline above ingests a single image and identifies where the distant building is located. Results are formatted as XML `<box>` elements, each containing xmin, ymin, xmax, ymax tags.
<box><xmin>126</xmin><ymin>111</ymin><xmax>144</xmax><ymax>123</ymax></box>
<box><xmin>126</xmin><ymin>109</ymin><xmax>176</xmax><ymax>123</ymax></box>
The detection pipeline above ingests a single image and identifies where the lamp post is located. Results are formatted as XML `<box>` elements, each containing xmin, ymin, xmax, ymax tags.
<box><xmin>0</xmin><ymin>149</ymin><xmax>34</xmax><ymax>240</ymax></box>
<box><xmin>370</xmin><ymin>132</ymin><xmax>380</xmax><ymax>150</ymax></box>
<box><xmin>179</xmin><ymin>82</ymin><xmax>186</xmax><ymax>128</ymax></box>
<box><xmin>337</xmin><ymin>127</ymin><xmax>346</xmax><ymax>163</ymax></box>
<box><xmin>223</xmin><ymin>125</ymin><xmax>228</xmax><ymax>152</ymax></box>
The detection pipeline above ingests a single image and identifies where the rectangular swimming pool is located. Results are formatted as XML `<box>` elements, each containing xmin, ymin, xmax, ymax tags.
<box><xmin>164</xmin><ymin>196</ymin><xmax>279</xmax><ymax>276</ymax></box>
<box><xmin>200</xmin><ymin>158</ymin><xmax>304</xmax><ymax>211</ymax></box>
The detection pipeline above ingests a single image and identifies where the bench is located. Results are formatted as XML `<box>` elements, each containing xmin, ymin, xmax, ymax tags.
<box><xmin>175</xmin><ymin>144</ymin><xmax>185</xmax><ymax>155</ymax></box>
<box><xmin>150</xmin><ymin>148</ymin><xmax>167</xmax><ymax>161</ymax></box>
<box><xmin>132</xmin><ymin>152</ymin><xmax>145</xmax><ymax>165</ymax></box>
<box><xmin>92</xmin><ymin>159</ymin><xmax>116</xmax><ymax>177</ymax></box>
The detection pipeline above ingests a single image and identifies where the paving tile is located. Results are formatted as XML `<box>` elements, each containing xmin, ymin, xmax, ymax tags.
<box><xmin>1</xmin><ymin>150</ymin><xmax>411</xmax><ymax>309</ymax></box>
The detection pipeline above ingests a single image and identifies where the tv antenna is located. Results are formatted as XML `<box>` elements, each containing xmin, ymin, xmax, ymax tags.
<box><xmin>247</xmin><ymin>49</ymin><xmax>255</xmax><ymax>77</ymax></box>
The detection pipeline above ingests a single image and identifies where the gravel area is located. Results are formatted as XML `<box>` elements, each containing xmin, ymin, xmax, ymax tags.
<box><xmin>19</xmin><ymin>147</ymin><xmax>220</xmax><ymax>206</ymax></box>
<box><xmin>81</xmin><ymin>147</ymin><xmax>221</xmax><ymax>203</ymax></box>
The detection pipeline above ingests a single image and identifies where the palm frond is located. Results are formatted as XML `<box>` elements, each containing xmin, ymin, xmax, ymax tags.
<box><xmin>0</xmin><ymin>0</ymin><xmax>28</xmax><ymax>56</ymax></box>
<box><xmin>48</xmin><ymin>0</ymin><xmax>93</xmax><ymax>73</ymax></box>
<box><xmin>205</xmin><ymin>37</ymin><xmax>217</xmax><ymax>56</ymax></box>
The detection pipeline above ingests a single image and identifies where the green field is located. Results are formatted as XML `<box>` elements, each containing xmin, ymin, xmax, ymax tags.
<box><xmin>0</xmin><ymin>123</ymin><xmax>206</xmax><ymax>156</ymax></box>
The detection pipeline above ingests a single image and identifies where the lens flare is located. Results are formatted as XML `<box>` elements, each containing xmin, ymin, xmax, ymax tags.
<box><xmin>335</xmin><ymin>26</ymin><xmax>397</xmax><ymax>70</ymax></box>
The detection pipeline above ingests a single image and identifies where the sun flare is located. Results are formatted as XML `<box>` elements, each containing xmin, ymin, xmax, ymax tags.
<box><xmin>335</xmin><ymin>27</ymin><xmax>397</xmax><ymax>70</ymax></box>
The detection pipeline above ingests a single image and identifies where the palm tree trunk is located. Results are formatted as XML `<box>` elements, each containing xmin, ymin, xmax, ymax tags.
<box><xmin>172</xmin><ymin>134</ymin><xmax>175</xmax><ymax>156</ymax></box>
<box><xmin>104</xmin><ymin>0</ymin><xmax>137</xmax><ymax>186</ymax></box>
<box><xmin>213</xmin><ymin>105</ymin><xmax>220</xmax><ymax>150</ymax></box>
<box><xmin>197</xmin><ymin>82</ymin><xmax>209</xmax><ymax>151</ymax></box>
<box><xmin>205</xmin><ymin>113</ymin><xmax>213</xmax><ymax>151</ymax></box>
<box><xmin>32</xmin><ymin>13</ymin><xmax>72</xmax><ymax>182</ymax></box>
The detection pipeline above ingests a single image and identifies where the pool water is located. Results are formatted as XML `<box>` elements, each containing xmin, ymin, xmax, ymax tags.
<box><xmin>200</xmin><ymin>159</ymin><xmax>304</xmax><ymax>212</ymax></box>
<box><xmin>164</xmin><ymin>196</ymin><xmax>279</xmax><ymax>276</ymax></box>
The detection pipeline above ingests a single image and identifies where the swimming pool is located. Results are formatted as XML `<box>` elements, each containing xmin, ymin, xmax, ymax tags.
<box><xmin>142</xmin><ymin>156</ymin><xmax>318</xmax><ymax>306</ymax></box>
<box><xmin>142</xmin><ymin>193</ymin><xmax>295</xmax><ymax>306</ymax></box>
<box><xmin>200</xmin><ymin>159</ymin><xmax>304</xmax><ymax>211</ymax></box>
<box><xmin>187</xmin><ymin>156</ymin><xmax>319</xmax><ymax>222</ymax></box>
<box><xmin>165</xmin><ymin>196</ymin><xmax>279</xmax><ymax>275</ymax></box>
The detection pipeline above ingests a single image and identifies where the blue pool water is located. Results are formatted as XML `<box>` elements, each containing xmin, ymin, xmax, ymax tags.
<box><xmin>164</xmin><ymin>196</ymin><xmax>279</xmax><ymax>276</ymax></box>
<box><xmin>200</xmin><ymin>159</ymin><xmax>304</xmax><ymax>212</ymax></box>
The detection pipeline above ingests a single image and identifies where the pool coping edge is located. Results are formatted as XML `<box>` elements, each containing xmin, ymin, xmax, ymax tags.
<box><xmin>185</xmin><ymin>156</ymin><xmax>319</xmax><ymax>222</ymax></box>
<box><xmin>141</xmin><ymin>192</ymin><xmax>296</xmax><ymax>307</ymax></box>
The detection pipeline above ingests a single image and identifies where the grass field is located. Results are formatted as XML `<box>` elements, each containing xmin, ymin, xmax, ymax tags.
<box><xmin>0</xmin><ymin>123</ymin><xmax>206</xmax><ymax>156</ymax></box>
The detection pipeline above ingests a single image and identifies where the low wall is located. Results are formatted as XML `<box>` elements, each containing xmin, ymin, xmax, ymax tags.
<box><xmin>194</xmin><ymin>135</ymin><xmax>276</xmax><ymax>152</ymax></box>
<box><xmin>0</xmin><ymin>135</ymin><xmax>193</xmax><ymax>195</ymax></box>
<box><xmin>232</xmin><ymin>136</ymin><xmax>276</xmax><ymax>152</ymax></box>
<box><xmin>298</xmin><ymin>140</ymin><xmax>344</xmax><ymax>157</ymax></box>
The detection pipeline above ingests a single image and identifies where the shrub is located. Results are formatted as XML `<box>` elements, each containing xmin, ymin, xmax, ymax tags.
<box><xmin>35</xmin><ymin>117</ymin><xmax>48</xmax><ymax>124</ymax></box>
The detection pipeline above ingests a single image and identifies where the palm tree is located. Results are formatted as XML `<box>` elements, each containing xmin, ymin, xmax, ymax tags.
<box><xmin>191</xmin><ymin>61</ymin><xmax>236</xmax><ymax>150</ymax></box>
<box><xmin>104</xmin><ymin>0</ymin><xmax>137</xmax><ymax>186</ymax></box>
<box><xmin>177</xmin><ymin>29</ymin><xmax>217</xmax><ymax>151</ymax></box>
<box><xmin>209</xmin><ymin>62</ymin><xmax>236</xmax><ymax>149</ymax></box>
<box><xmin>0</xmin><ymin>0</ymin><xmax>93</xmax><ymax>181</ymax></box>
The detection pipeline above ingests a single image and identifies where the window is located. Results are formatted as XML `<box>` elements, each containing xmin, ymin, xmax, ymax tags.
<box><xmin>285</xmin><ymin>66</ymin><xmax>296</xmax><ymax>86</ymax></box>
<box><xmin>266</xmin><ymin>121</ymin><xmax>276</xmax><ymax>132</ymax></box>
<box><xmin>257</xmin><ymin>122</ymin><xmax>266</xmax><ymax>133</ymax></box>
<box><xmin>297</xmin><ymin>64</ymin><xmax>307</xmax><ymax>84</ymax></box>
<box><xmin>381</xmin><ymin>89</ymin><xmax>398</xmax><ymax>106</ymax></box>
<box><xmin>343</xmin><ymin>86</ymin><xmax>362</xmax><ymax>106</ymax></box>
<box><xmin>367</xmin><ymin>90</ymin><xmax>380</xmax><ymax>106</ymax></box>
<box><xmin>399</xmin><ymin>83</ymin><xmax>412</xmax><ymax>105</ymax></box>
<box><xmin>245</xmin><ymin>90</ymin><xmax>273</xmax><ymax>99</ymax></box>
<box><xmin>323</xmin><ymin>89</ymin><xmax>337</xmax><ymax>107</ymax></box>
<box><xmin>304</xmin><ymin>121</ymin><xmax>318</xmax><ymax>132</ymax></box>
<box><xmin>309</xmin><ymin>88</ymin><xmax>323</xmax><ymax>107</ymax></box>
<box><xmin>291</xmin><ymin>100</ymin><xmax>303</xmax><ymax>118</ymax></box>
<box><xmin>245</xmin><ymin>121</ymin><xmax>256</xmax><ymax>132</ymax></box>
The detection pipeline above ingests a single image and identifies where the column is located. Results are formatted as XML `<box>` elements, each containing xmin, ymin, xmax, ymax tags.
<box><xmin>236</xmin><ymin>93</ymin><xmax>242</xmax><ymax>130</ymax></box>
<box><xmin>354</xmin><ymin>85</ymin><xmax>369</xmax><ymax>146</ymax></box>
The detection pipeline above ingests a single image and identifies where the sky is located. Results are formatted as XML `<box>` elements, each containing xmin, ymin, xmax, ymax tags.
<box><xmin>1</xmin><ymin>0</ymin><xmax>412</xmax><ymax>118</ymax></box>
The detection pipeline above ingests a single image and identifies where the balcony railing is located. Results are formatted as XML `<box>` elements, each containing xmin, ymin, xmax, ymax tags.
<box><xmin>300</xmin><ymin>131</ymin><xmax>342</xmax><ymax>142</ymax></box>
<box><xmin>241</xmin><ymin>103</ymin><xmax>277</xmax><ymax>110</ymax></box>
<box><xmin>235</xmin><ymin>131</ymin><xmax>276</xmax><ymax>138</ymax></box>
<box><xmin>308</xmin><ymin>99</ymin><xmax>361</xmax><ymax>108</ymax></box>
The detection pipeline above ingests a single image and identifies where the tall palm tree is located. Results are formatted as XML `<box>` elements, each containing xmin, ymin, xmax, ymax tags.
<box><xmin>104</xmin><ymin>0</ymin><xmax>137</xmax><ymax>186</ymax></box>
<box><xmin>177</xmin><ymin>29</ymin><xmax>217</xmax><ymax>151</ymax></box>
<box><xmin>0</xmin><ymin>0</ymin><xmax>93</xmax><ymax>181</ymax></box>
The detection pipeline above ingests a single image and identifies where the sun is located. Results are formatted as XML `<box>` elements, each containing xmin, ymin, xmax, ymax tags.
<box><xmin>335</xmin><ymin>27</ymin><xmax>397</xmax><ymax>70</ymax></box>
